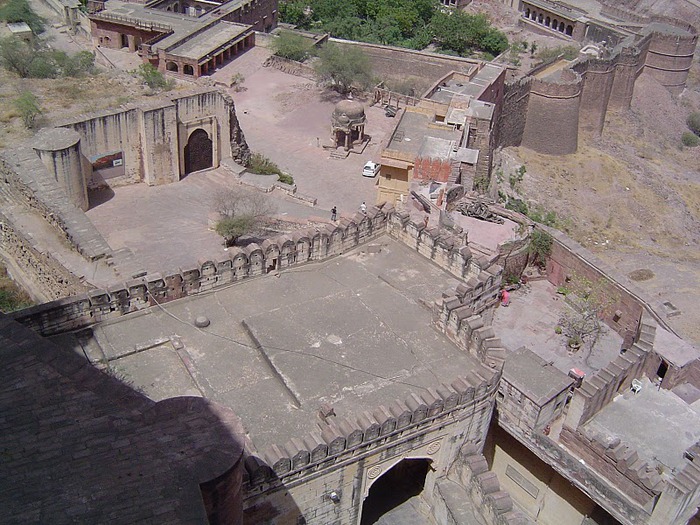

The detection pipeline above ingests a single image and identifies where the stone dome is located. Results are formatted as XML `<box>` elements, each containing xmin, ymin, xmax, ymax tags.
<box><xmin>333</xmin><ymin>99</ymin><xmax>365</xmax><ymax>119</ymax></box>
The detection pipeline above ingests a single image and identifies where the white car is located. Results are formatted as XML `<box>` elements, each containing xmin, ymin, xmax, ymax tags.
<box><xmin>362</xmin><ymin>161</ymin><xmax>380</xmax><ymax>178</ymax></box>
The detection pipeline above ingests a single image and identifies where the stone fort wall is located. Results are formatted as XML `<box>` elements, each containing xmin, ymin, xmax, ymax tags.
<box><xmin>9</xmin><ymin>204</ymin><xmax>503</xmax><ymax>337</ymax></box>
<box><xmin>0</xmin><ymin>212</ymin><xmax>89</xmax><ymax>302</ymax></box>
<box><xmin>499</xmin><ymin>17</ymin><xmax>697</xmax><ymax>153</ymax></box>
<box><xmin>521</xmin><ymin>70</ymin><xmax>582</xmax><ymax>155</ymax></box>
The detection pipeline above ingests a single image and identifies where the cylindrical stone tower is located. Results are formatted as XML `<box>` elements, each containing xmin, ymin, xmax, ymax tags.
<box><xmin>643</xmin><ymin>21</ymin><xmax>698</xmax><ymax>95</ymax></box>
<box><xmin>33</xmin><ymin>128</ymin><xmax>89</xmax><ymax>211</ymax></box>
<box><xmin>521</xmin><ymin>69</ymin><xmax>582</xmax><ymax>155</ymax></box>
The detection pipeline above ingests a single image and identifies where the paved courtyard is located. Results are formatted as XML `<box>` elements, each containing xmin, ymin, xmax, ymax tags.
<box><xmin>84</xmin><ymin>47</ymin><xmax>401</xmax><ymax>276</ymax></box>
<box><xmin>492</xmin><ymin>279</ymin><xmax>623</xmax><ymax>377</ymax></box>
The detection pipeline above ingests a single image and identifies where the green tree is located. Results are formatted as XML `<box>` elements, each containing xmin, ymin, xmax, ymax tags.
<box><xmin>212</xmin><ymin>187</ymin><xmax>276</xmax><ymax>246</ymax></box>
<box><xmin>14</xmin><ymin>90</ymin><xmax>42</xmax><ymax>128</ymax></box>
<box><xmin>430</xmin><ymin>11</ymin><xmax>508</xmax><ymax>56</ymax></box>
<box><xmin>272</xmin><ymin>30</ymin><xmax>313</xmax><ymax>62</ymax></box>
<box><xmin>527</xmin><ymin>229</ymin><xmax>552</xmax><ymax>268</ymax></box>
<box><xmin>135</xmin><ymin>63</ymin><xmax>171</xmax><ymax>90</ymax></box>
<box><xmin>687</xmin><ymin>112</ymin><xmax>700</xmax><ymax>137</ymax></box>
<box><xmin>278</xmin><ymin>0</ymin><xmax>310</xmax><ymax>27</ymax></box>
<box><xmin>0</xmin><ymin>36</ymin><xmax>35</xmax><ymax>77</ymax></box>
<box><xmin>557</xmin><ymin>274</ymin><xmax>617</xmax><ymax>350</ymax></box>
<box><xmin>0</xmin><ymin>0</ymin><xmax>44</xmax><ymax>33</ymax></box>
<box><xmin>314</xmin><ymin>42</ymin><xmax>371</xmax><ymax>93</ymax></box>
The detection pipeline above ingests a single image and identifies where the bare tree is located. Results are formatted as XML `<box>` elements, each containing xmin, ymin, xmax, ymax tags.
<box><xmin>558</xmin><ymin>274</ymin><xmax>617</xmax><ymax>350</ymax></box>
<box><xmin>212</xmin><ymin>187</ymin><xmax>276</xmax><ymax>246</ymax></box>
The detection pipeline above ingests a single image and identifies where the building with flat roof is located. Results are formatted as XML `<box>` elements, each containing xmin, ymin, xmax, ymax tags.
<box><xmin>375</xmin><ymin>62</ymin><xmax>505</xmax><ymax>206</ymax></box>
<box><xmin>89</xmin><ymin>0</ymin><xmax>276</xmax><ymax>78</ymax></box>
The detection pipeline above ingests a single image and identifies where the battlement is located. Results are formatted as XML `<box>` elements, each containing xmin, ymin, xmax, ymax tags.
<box><xmin>244</xmin><ymin>360</ymin><xmax>501</xmax><ymax>487</ymax></box>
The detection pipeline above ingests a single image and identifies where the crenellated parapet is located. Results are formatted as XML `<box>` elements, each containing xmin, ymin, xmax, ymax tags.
<box><xmin>10</xmin><ymin>204</ymin><xmax>391</xmax><ymax>336</ymax></box>
<box><xmin>564</xmin><ymin>319</ymin><xmax>655</xmax><ymax>430</ymax></box>
<box><xmin>444</xmin><ymin>444</ymin><xmax>529</xmax><ymax>525</ymax></box>
<box><xmin>243</xmin><ymin>362</ymin><xmax>502</xmax><ymax>488</ymax></box>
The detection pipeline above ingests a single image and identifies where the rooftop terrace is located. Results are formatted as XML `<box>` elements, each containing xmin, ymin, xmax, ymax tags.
<box><xmin>492</xmin><ymin>279</ymin><xmax>623</xmax><ymax>377</ymax></box>
<box><xmin>82</xmin><ymin>237</ymin><xmax>481</xmax><ymax>450</ymax></box>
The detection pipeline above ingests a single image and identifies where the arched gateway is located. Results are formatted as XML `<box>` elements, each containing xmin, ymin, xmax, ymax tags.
<box><xmin>184</xmin><ymin>128</ymin><xmax>213</xmax><ymax>174</ymax></box>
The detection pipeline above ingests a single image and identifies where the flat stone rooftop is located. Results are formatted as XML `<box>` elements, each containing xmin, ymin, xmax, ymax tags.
<box><xmin>492</xmin><ymin>280</ymin><xmax>623</xmax><ymax>377</ymax></box>
<box><xmin>86</xmin><ymin>237</ymin><xmax>481</xmax><ymax>450</ymax></box>
<box><xmin>386</xmin><ymin>110</ymin><xmax>461</xmax><ymax>157</ymax></box>
<box><xmin>583</xmin><ymin>377</ymin><xmax>700</xmax><ymax>471</ymax></box>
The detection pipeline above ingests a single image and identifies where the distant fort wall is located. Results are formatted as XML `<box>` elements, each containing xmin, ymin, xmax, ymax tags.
<box><xmin>497</xmin><ymin>15</ymin><xmax>697</xmax><ymax>152</ymax></box>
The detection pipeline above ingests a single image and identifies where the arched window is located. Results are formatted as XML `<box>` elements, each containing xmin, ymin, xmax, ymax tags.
<box><xmin>566</xmin><ymin>24</ymin><xmax>574</xmax><ymax>36</ymax></box>
<box><xmin>525</xmin><ymin>8</ymin><xmax>530</xmax><ymax>17</ymax></box>
<box><xmin>545</xmin><ymin>16</ymin><xmax>551</xmax><ymax>27</ymax></box>
<box><xmin>559</xmin><ymin>22</ymin><xmax>565</xmax><ymax>32</ymax></box>
<box><xmin>166</xmin><ymin>61</ymin><xmax>179</xmax><ymax>72</ymax></box>
<box><xmin>183</xmin><ymin>64</ymin><xmax>194</xmax><ymax>75</ymax></box>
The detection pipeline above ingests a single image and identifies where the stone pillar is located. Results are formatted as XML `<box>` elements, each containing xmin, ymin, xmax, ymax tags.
<box><xmin>33</xmin><ymin>128</ymin><xmax>89</xmax><ymax>211</ymax></box>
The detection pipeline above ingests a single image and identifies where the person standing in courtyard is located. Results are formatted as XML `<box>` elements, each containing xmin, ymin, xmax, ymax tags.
<box><xmin>331</xmin><ymin>206</ymin><xmax>337</xmax><ymax>221</ymax></box>
<box><xmin>360</xmin><ymin>201</ymin><xmax>367</xmax><ymax>214</ymax></box>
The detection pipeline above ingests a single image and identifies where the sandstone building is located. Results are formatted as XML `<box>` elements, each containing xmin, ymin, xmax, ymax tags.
<box><xmin>88</xmin><ymin>0</ymin><xmax>277</xmax><ymax>77</ymax></box>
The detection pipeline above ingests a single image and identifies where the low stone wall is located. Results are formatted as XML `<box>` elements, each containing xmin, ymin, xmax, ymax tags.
<box><xmin>435</xmin><ymin>444</ymin><xmax>528</xmax><ymax>525</ymax></box>
<box><xmin>0</xmin><ymin>212</ymin><xmax>89</xmax><ymax>301</ymax></box>
<box><xmin>263</xmin><ymin>55</ymin><xmax>316</xmax><ymax>80</ymax></box>
<box><xmin>0</xmin><ymin>150</ymin><xmax>112</xmax><ymax>261</ymax></box>
<box><xmin>559</xmin><ymin>427</ymin><xmax>662</xmax><ymax>506</ymax></box>
<box><xmin>11</xmin><ymin>204</ymin><xmax>503</xmax><ymax>338</ymax></box>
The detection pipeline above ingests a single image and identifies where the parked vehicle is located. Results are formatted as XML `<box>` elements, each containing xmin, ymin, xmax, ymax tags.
<box><xmin>362</xmin><ymin>161</ymin><xmax>381</xmax><ymax>177</ymax></box>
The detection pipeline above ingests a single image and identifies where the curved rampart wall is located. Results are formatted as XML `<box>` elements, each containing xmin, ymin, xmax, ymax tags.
<box><xmin>643</xmin><ymin>23</ymin><xmax>698</xmax><ymax>94</ymax></box>
<box><xmin>521</xmin><ymin>71</ymin><xmax>582</xmax><ymax>155</ymax></box>
<box><xmin>573</xmin><ymin>58</ymin><xmax>615</xmax><ymax>135</ymax></box>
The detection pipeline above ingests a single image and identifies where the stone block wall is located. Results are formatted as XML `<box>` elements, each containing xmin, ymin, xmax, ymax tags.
<box><xmin>331</xmin><ymin>38</ymin><xmax>480</xmax><ymax>83</ymax></box>
<box><xmin>544</xmin><ymin>227</ymin><xmax>643</xmax><ymax>341</ymax></box>
<box><xmin>438</xmin><ymin>444</ymin><xmax>529</xmax><ymax>525</ymax></box>
<box><xmin>495</xmin><ymin>78</ymin><xmax>531</xmax><ymax>149</ymax></box>
<box><xmin>0</xmin><ymin>212</ymin><xmax>89</xmax><ymax>301</ymax></box>
<box><xmin>0</xmin><ymin>149</ymin><xmax>112</xmax><ymax>262</ymax></box>
<box><xmin>558</xmin><ymin>427</ymin><xmax>662</xmax><ymax>506</ymax></box>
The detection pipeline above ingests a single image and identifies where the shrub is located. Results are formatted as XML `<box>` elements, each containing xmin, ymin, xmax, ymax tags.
<box><xmin>686</xmin><ymin>112</ymin><xmax>700</xmax><ymax>137</ymax></box>
<box><xmin>505</xmin><ymin>197</ymin><xmax>528</xmax><ymax>215</ymax></box>
<box><xmin>273</xmin><ymin>30</ymin><xmax>313</xmax><ymax>62</ymax></box>
<box><xmin>14</xmin><ymin>90</ymin><xmax>42</xmax><ymax>128</ymax></box>
<box><xmin>681</xmin><ymin>131</ymin><xmax>699</xmax><ymax>147</ymax></box>
<box><xmin>0</xmin><ymin>0</ymin><xmax>44</xmax><ymax>33</ymax></box>
<box><xmin>135</xmin><ymin>63</ymin><xmax>172</xmax><ymax>90</ymax></box>
<box><xmin>248</xmin><ymin>153</ymin><xmax>283</xmax><ymax>175</ymax></box>
<box><xmin>535</xmin><ymin>45</ymin><xmax>579</xmax><ymax>64</ymax></box>
<box><xmin>278</xmin><ymin>173</ymin><xmax>294</xmax><ymax>185</ymax></box>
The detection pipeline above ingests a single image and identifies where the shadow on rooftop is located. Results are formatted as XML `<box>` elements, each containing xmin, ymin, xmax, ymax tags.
<box><xmin>0</xmin><ymin>312</ymin><xmax>303</xmax><ymax>524</ymax></box>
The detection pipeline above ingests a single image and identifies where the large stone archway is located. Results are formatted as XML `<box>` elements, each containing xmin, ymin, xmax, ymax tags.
<box><xmin>184</xmin><ymin>128</ymin><xmax>213</xmax><ymax>175</ymax></box>
<box><xmin>360</xmin><ymin>458</ymin><xmax>432</xmax><ymax>524</ymax></box>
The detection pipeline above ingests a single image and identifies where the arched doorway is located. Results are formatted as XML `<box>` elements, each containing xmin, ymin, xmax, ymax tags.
<box><xmin>184</xmin><ymin>129</ymin><xmax>212</xmax><ymax>175</ymax></box>
<box><xmin>360</xmin><ymin>459</ymin><xmax>432</xmax><ymax>525</ymax></box>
